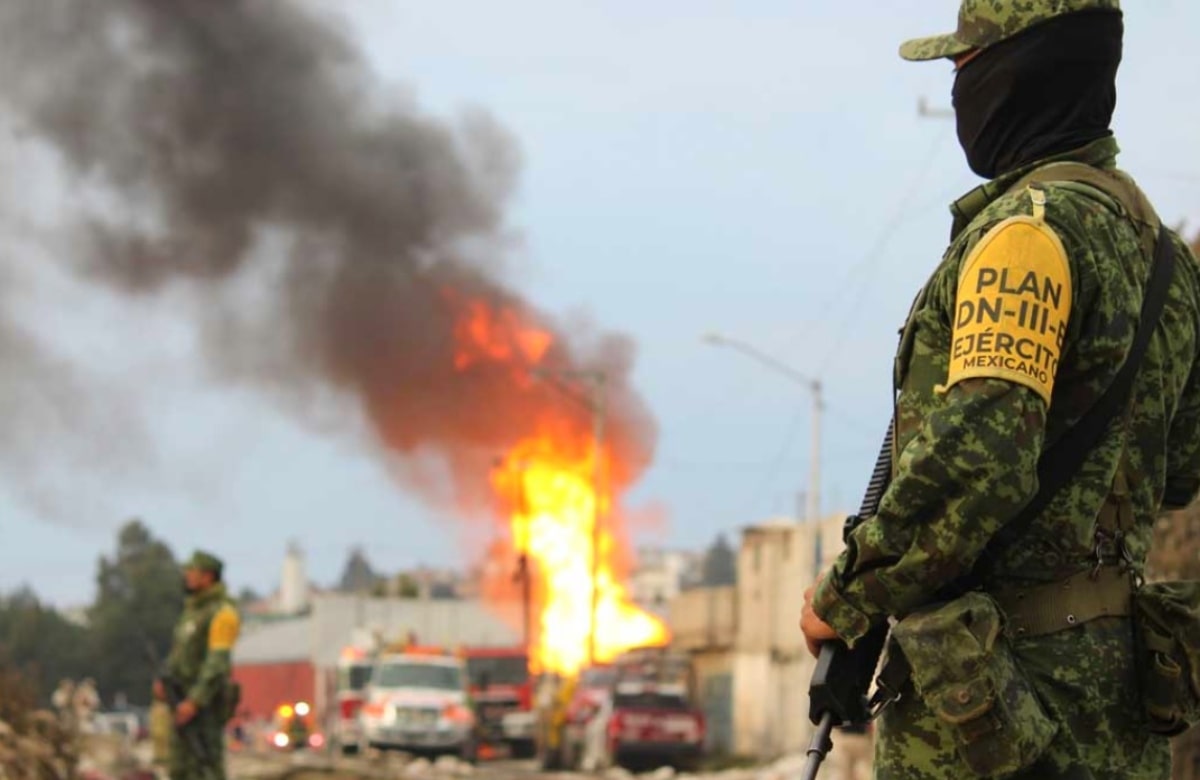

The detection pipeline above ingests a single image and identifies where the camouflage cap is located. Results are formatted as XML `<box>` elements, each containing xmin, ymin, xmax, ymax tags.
<box><xmin>183</xmin><ymin>549</ymin><xmax>224</xmax><ymax>576</ymax></box>
<box><xmin>900</xmin><ymin>0</ymin><xmax>1121</xmax><ymax>62</ymax></box>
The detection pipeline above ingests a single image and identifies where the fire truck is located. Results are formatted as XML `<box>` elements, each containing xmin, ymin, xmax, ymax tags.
<box><xmin>358</xmin><ymin>648</ymin><xmax>478</xmax><ymax>759</ymax></box>
<box><xmin>461</xmin><ymin>646</ymin><xmax>535</xmax><ymax>757</ymax></box>
<box><xmin>330</xmin><ymin>646</ymin><xmax>375</xmax><ymax>755</ymax></box>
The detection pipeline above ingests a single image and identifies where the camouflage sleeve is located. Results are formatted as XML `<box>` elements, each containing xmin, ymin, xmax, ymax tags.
<box><xmin>1164</xmin><ymin>365</ymin><xmax>1200</xmax><ymax>509</ymax></box>
<box><xmin>812</xmin><ymin>204</ymin><xmax>1074</xmax><ymax>645</ymax></box>
<box><xmin>812</xmin><ymin>379</ymin><xmax>1045</xmax><ymax>645</ymax></box>
<box><xmin>1163</xmin><ymin>241</ymin><xmax>1200</xmax><ymax>510</ymax></box>
<box><xmin>187</xmin><ymin>604</ymin><xmax>239</xmax><ymax>707</ymax></box>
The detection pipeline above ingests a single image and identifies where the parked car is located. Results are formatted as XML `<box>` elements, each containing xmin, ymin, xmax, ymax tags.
<box><xmin>603</xmin><ymin>683</ymin><xmax>705</xmax><ymax>771</ymax></box>
<box><xmin>569</xmin><ymin>648</ymin><xmax>705</xmax><ymax>772</ymax></box>
<box><xmin>93</xmin><ymin>711</ymin><xmax>143</xmax><ymax>743</ymax></box>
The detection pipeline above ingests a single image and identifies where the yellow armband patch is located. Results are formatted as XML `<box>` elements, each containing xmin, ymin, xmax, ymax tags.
<box><xmin>947</xmin><ymin>216</ymin><xmax>1072</xmax><ymax>406</ymax></box>
<box><xmin>208</xmin><ymin>605</ymin><xmax>241</xmax><ymax>651</ymax></box>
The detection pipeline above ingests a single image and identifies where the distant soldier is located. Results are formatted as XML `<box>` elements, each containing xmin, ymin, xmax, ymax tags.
<box><xmin>154</xmin><ymin>551</ymin><xmax>241</xmax><ymax>780</ymax></box>
<box><xmin>71</xmin><ymin>678</ymin><xmax>100</xmax><ymax>734</ymax></box>
<box><xmin>51</xmin><ymin>679</ymin><xmax>75</xmax><ymax>730</ymax></box>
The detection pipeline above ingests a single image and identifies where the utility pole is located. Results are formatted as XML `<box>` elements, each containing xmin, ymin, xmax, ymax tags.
<box><xmin>917</xmin><ymin>96</ymin><xmax>954</xmax><ymax>119</ymax></box>
<box><xmin>589</xmin><ymin>374</ymin><xmax>607</xmax><ymax>668</ymax></box>
<box><xmin>703</xmin><ymin>333</ymin><xmax>823</xmax><ymax>520</ymax></box>
<box><xmin>808</xmin><ymin>380</ymin><xmax>822</xmax><ymax>522</ymax></box>
<box><xmin>515</xmin><ymin>554</ymin><xmax>531</xmax><ymax>652</ymax></box>
<box><xmin>496</xmin><ymin>456</ymin><xmax>534</xmax><ymax>655</ymax></box>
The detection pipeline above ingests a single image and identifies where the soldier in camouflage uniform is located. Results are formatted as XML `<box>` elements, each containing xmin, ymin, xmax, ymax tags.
<box><xmin>800</xmin><ymin>1</ymin><xmax>1200</xmax><ymax>778</ymax></box>
<box><xmin>156</xmin><ymin>551</ymin><xmax>240</xmax><ymax>780</ymax></box>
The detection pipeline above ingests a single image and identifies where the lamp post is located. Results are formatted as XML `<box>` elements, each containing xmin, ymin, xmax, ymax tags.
<box><xmin>703</xmin><ymin>333</ymin><xmax>823</xmax><ymax>521</ymax></box>
<box><xmin>531</xmin><ymin>368</ymin><xmax>608</xmax><ymax>667</ymax></box>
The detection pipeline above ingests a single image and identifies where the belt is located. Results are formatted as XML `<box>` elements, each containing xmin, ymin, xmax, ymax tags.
<box><xmin>990</xmin><ymin>566</ymin><xmax>1133</xmax><ymax>639</ymax></box>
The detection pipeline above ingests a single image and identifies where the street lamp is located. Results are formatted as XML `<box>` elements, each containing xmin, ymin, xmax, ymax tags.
<box><xmin>917</xmin><ymin>96</ymin><xmax>954</xmax><ymax>119</ymax></box>
<box><xmin>702</xmin><ymin>332</ymin><xmax>823</xmax><ymax>522</ymax></box>
<box><xmin>531</xmin><ymin>367</ymin><xmax>607</xmax><ymax>667</ymax></box>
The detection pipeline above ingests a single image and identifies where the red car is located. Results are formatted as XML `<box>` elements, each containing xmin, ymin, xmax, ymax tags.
<box><xmin>604</xmin><ymin>681</ymin><xmax>705</xmax><ymax>771</ymax></box>
<box><xmin>561</xmin><ymin>653</ymin><xmax>705</xmax><ymax>772</ymax></box>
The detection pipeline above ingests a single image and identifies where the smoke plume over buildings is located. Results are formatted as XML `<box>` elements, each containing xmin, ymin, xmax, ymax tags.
<box><xmin>0</xmin><ymin>0</ymin><xmax>656</xmax><ymax>522</ymax></box>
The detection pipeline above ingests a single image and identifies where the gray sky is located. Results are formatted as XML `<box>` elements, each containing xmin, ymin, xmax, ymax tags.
<box><xmin>3</xmin><ymin>1</ymin><xmax>1200</xmax><ymax>605</ymax></box>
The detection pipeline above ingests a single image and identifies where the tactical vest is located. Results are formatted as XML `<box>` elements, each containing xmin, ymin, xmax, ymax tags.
<box><xmin>895</xmin><ymin>161</ymin><xmax>1164</xmax><ymax>638</ymax></box>
<box><xmin>167</xmin><ymin>584</ymin><xmax>234</xmax><ymax>685</ymax></box>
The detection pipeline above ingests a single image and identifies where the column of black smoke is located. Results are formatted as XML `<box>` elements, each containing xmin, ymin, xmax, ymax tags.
<box><xmin>0</xmin><ymin>0</ymin><xmax>656</xmax><ymax>518</ymax></box>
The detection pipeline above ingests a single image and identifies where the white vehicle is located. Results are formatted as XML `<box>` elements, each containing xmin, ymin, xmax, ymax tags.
<box><xmin>331</xmin><ymin>651</ymin><xmax>374</xmax><ymax>755</ymax></box>
<box><xmin>358</xmin><ymin>652</ymin><xmax>477</xmax><ymax>760</ymax></box>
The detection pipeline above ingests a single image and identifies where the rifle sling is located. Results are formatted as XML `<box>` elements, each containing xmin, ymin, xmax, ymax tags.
<box><xmin>974</xmin><ymin>219</ymin><xmax>1176</xmax><ymax>580</ymax></box>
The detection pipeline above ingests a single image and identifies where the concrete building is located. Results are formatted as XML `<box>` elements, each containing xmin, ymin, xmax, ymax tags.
<box><xmin>629</xmin><ymin>547</ymin><xmax>704</xmax><ymax>607</ymax></box>
<box><xmin>666</xmin><ymin>514</ymin><xmax>871</xmax><ymax>775</ymax></box>
<box><xmin>731</xmin><ymin>517</ymin><xmax>844</xmax><ymax>757</ymax></box>
<box><xmin>668</xmin><ymin>585</ymin><xmax>737</xmax><ymax>753</ymax></box>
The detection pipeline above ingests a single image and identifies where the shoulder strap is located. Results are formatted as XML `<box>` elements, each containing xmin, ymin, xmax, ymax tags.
<box><xmin>1013</xmin><ymin>161</ymin><xmax>1161</xmax><ymax>258</ymax></box>
<box><xmin>975</xmin><ymin>222</ymin><xmax>1177</xmax><ymax>572</ymax></box>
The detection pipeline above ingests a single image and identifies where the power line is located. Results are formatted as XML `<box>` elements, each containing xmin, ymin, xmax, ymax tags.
<box><xmin>739</xmin><ymin>403</ymin><xmax>808</xmax><ymax>519</ymax></box>
<box><xmin>810</xmin><ymin>124</ymin><xmax>954</xmax><ymax>375</ymax></box>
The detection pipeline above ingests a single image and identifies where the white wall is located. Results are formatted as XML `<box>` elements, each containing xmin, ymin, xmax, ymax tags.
<box><xmin>309</xmin><ymin>594</ymin><xmax>522</xmax><ymax>668</ymax></box>
<box><xmin>732</xmin><ymin>515</ymin><xmax>849</xmax><ymax>758</ymax></box>
<box><xmin>668</xmin><ymin>586</ymin><xmax>736</xmax><ymax>651</ymax></box>
<box><xmin>732</xmin><ymin>651</ymin><xmax>771</xmax><ymax>755</ymax></box>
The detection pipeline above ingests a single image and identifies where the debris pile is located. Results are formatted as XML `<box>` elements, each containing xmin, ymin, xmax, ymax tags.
<box><xmin>0</xmin><ymin>667</ymin><xmax>79</xmax><ymax>780</ymax></box>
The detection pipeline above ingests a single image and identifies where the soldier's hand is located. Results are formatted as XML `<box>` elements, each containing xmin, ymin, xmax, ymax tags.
<box><xmin>801</xmin><ymin>572</ymin><xmax>839</xmax><ymax>658</ymax></box>
<box><xmin>175</xmin><ymin>699</ymin><xmax>198</xmax><ymax>726</ymax></box>
<box><xmin>152</xmin><ymin>680</ymin><xmax>165</xmax><ymax>702</ymax></box>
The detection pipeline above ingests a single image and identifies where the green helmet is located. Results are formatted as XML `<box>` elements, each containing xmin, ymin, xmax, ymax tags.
<box><xmin>184</xmin><ymin>549</ymin><xmax>225</xmax><ymax>577</ymax></box>
<box><xmin>899</xmin><ymin>0</ymin><xmax>1121</xmax><ymax>62</ymax></box>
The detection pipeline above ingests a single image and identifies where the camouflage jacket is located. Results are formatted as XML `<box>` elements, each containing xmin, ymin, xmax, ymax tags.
<box><xmin>814</xmin><ymin>137</ymin><xmax>1200</xmax><ymax>646</ymax></box>
<box><xmin>166</xmin><ymin>583</ymin><xmax>240</xmax><ymax>708</ymax></box>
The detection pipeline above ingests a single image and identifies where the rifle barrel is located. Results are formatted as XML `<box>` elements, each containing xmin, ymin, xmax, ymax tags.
<box><xmin>800</xmin><ymin>711</ymin><xmax>835</xmax><ymax>780</ymax></box>
<box><xmin>856</xmin><ymin>422</ymin><xmax>893</xmax><ymax>518</ymax></box>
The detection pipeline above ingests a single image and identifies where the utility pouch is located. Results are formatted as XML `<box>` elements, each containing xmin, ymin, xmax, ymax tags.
<box><xmin>149</xmin><ymin>700</ymin><xmax>172</xmax><ymax>764</ymax></box>
<box><xmin>892</xmin><ymin>592</ymin><xmax>1057</xmax><ymax>779</ymax></box>
<box><xmin>1132</xmin><ymin>581</ymin><xmax>1200</xmax><ymax>735</ymax></box>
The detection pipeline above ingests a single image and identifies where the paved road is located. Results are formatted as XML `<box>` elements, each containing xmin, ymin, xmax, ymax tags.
<box><xmin>230</xmin><ymin>752</ymin><xmax>579</xmax><ymax>780</ymax></box>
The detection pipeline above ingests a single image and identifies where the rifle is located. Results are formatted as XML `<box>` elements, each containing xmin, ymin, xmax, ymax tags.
<box><xmin>802</xmin><ymin>422</ymin><xmax>894</xmax><ymax>780</ymax></box>
<box><xmin>146</xmin><ymin>641</ymin><xmax>211</xmax><ymax>765</ymax></box>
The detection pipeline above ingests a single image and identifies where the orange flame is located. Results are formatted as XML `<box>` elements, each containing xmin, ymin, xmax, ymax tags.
<box><xmin>493</xmin><ymin>433</ymin><xmax>668</xmax><ymax>676</ymax></box>
<box><xmin>452</xmin><ymin>299</ymin><xmax>552</xmax><ymax>371</ymax></box>
<box><xmin>450</xmin><ymin>296</ymin><xmax>667</xmax><ymax>677</ymax></box>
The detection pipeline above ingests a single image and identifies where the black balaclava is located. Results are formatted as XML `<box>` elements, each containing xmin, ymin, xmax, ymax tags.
<box><xmin>952</xmin><ymin>11</ymin><xmax>1123</xmax><ymax>180</ymax></box>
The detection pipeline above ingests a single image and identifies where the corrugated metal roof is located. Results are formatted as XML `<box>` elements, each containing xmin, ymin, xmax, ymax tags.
<box><xmin>310</xmin><ymin>595</ymin><xmax>521</xmax><ymax>667</ymax></box>
<box><xmin>232</xmin><ymin>596</ymin><xmax>523</xmax><ymax>668</ymax></box>
<box><xmin>234</xmin><ymin>615</ymin><xmax>312</xmax><ymax>664</ymax></box>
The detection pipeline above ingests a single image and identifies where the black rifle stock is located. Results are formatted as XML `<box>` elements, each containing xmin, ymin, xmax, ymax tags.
<box><xmin>802</xmin><ymin>423</ymin><xmax>894</xmax><ymax>780</ymax></box>
<box><xmin>146</xmin><ymin>641</ymin><xmax>211</xmax><ymax>765</ymax></box>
